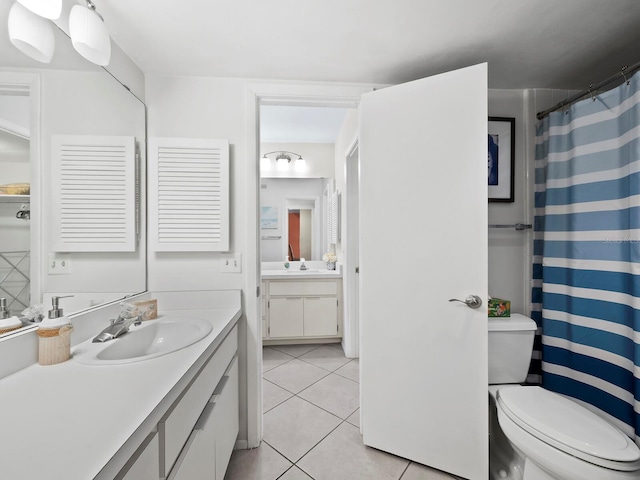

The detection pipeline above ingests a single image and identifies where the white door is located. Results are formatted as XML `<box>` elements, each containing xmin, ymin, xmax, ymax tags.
<box><xmin>360</xmin><ymin>63</ymin><xmax>488</xmax><ymax>480</ymax></box>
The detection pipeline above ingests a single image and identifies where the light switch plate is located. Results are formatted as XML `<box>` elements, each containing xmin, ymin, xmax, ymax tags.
<box><xmin>48</xmin><ymin>253</ymin><xmax>72</xmax><ymax>275</ymax></box>
<box><xmin>221</xmin><ymin>253</ymin><xmax>241</xmax><ymax>273</ymax></box>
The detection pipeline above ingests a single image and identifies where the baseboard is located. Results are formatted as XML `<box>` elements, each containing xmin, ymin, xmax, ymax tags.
<box><xmin>234</xmin><ymin>439</ymin><xmax>248</xmax><ymax>450</ymax></box>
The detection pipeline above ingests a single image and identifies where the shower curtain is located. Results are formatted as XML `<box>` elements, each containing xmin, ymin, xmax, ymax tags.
<box><xmin>532</xmin><ymin>71</ymin><xmax>640</xmax><ymax>444</ymax></box>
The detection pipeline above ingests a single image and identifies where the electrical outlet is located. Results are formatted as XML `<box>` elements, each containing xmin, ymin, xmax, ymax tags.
<box><xmin>221</xmin><ymin>253</ymin><xmax>242</xmax><ymax>273</ymax></box>
<box><xmin>48</xmin><ymin>253</ymin><xmax>72</xmax><ymax>275</ymax></box>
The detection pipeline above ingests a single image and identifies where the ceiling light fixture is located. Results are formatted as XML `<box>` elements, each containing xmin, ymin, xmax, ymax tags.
<box><xmin>16</xmin><ymin>0</ymin><xmax>61</xmax><ymax>19</ymax></box>
<box><xmin>69</xmin><ymin>0</ymin><xmax>111</xmax><ymax>66</ymax></box>
<box><xmin>8</xmin><ymin>2</ymin><xmax>55</xmax><ymax>64</ymax></box>
<box><xmin>261</xmin><ymin>151</ymin><xmax>306</xmax><ymax>172</ymax></box>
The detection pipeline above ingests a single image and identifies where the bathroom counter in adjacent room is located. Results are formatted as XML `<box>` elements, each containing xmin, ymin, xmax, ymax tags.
<box><xmin>261</xmin><ymin>269</ymin><xmax>342</xmax><ymax>279</ymax></box>
<box><xmin>0</xmin><ymin>294</ymin><xmax>241</xmax><ymax>480</ymax></box>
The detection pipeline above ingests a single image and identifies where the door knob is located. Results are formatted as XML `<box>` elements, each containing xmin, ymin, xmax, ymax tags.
<box><xmin>448</xmin><ymin>295</ymin><xmax>483</xmax><ymax>309</ymax></box>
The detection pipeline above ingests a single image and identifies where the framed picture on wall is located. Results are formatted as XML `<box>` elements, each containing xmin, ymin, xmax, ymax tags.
<box><xmin>488</xmin><ymin>116</ymin><xmax>515</xmax><ymax>202</ymax></box>
<box><xmin>260</xmin><ymin>206</ymin><xmax>279</xmax><ymax>229</ymax></box>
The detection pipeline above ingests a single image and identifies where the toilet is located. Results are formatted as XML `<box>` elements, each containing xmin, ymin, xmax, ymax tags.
<box><xmin>488</xmin><ymin>314</ymin><xmax>640</xmax><ymax>480</ymax></box>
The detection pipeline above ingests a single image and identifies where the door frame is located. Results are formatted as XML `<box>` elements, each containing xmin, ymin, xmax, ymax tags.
<box><xmin>244</xmin><ymin>82</ymin><xmax>372</xmax><ymax>447</ymax></box>
<box><xmin>344</xmin><ymin>140</ymin><xmax>360</xmax><ymax>358</ymax></box>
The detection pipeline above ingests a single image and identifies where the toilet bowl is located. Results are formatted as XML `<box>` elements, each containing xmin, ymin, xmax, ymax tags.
<box><xmin>488</xmin><ymin>315</ymin><xmax>640</xmax><ymax>480</ymax></box>
<box><xmin>494</xmin><ymin>385</ymin><xmax>640</xmax><ymax>480</ymax></box>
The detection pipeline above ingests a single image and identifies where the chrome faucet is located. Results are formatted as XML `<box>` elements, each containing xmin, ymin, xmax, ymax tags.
<box><xmin>299</xmin><ymin>258</ymin><xmax>307</xmax><ymax>270</ymax></box>
<box><xmin>92</xmin><ymin>313</ymin><xmax>142</xmax><ymax>343</ymax></box>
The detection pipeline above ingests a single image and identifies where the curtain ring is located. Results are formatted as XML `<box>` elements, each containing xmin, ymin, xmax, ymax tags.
<box><xmin>621</xmin><ymin>65</ymin><xmax>630</xmax><ymax>86</ymax></box>
<box><xmin>589</xmin><ymin>84</ymin><xmax>596</xmax><ymax>102</ymax></box>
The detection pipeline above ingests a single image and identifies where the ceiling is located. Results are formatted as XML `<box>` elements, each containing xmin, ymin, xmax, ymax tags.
<box><xmin>97</xmin><ymin>0</ymin><xmax>640</xmax><ymax>90</ymax></box>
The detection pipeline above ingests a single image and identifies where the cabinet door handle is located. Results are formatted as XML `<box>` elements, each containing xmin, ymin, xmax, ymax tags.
<box><xmin>194</xmin><ymin>397</ymin><xmax>218</xmax><ymax>431</ymax></box>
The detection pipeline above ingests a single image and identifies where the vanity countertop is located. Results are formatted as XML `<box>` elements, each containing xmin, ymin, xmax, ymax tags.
<box><xmin>0</xmin><ymin>302</ymin><xmax>241</xmax><ymax>480</ymax></box>
<box><xmin>262</xmin><ymin>269</ymin><xmax>342</xmax><ymax>279</ymax></box>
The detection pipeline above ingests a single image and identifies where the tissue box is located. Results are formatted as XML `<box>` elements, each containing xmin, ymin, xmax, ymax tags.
<box><xmin>134</xmin><ymin>299</ymin><xmax>157</xmax><ymax>321</ymax></box>
<box><xmin>488</xmin><ymin>298</ymin><xmax>510</xmax><ymax>317</ymax></box>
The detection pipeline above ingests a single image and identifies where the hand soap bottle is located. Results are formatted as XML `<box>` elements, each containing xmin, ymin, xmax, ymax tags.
<box><xmin>37</xmin><ymin>296</ymin><xmax>74</xmax><ymax>366</ymax></box>
<box><xmin>284</xmin><ymin>256</ymin><xmax>290</xmax><ymax>270</ymax></box>
<box><xmin>0</xmin><ymin>298</ymin><xmax>22</xmax><ymax>335</ymax></box>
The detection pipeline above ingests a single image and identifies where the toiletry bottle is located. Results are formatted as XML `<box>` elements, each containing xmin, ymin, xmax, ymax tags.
<box><xmin>37</xmin><ymin>296</ymin><xmax>74</xmax><ymax>366</ymax></box>
<box><xmin>0</xmin><ymin>298</ymin><xmax>22</xmax><ymax>335</ymax></box>
<box><xmin>284</xmin><ymin>256</ymin><xmax>290</xmax><ymax>269</ymax></box>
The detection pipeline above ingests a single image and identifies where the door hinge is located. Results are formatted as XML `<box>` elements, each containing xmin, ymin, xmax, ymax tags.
<box><xmin>268</xmin><ymin>326</ymin><xmax>270</xmax><ymax>334</ymax></box>
<box><xmin>337</xmin><ymin>324</ymin><xmax>339</xmax><ymax>332</ymax></box>
<box><xmin>268</xmin><ymin>300</ymin><xmax>270</xmax><ymax>308</ymax></box>
<box><xmin>337</xmin><ymin>299</ymin><xmax>339</xmax><ymax>307</ymax></box>
<box><xmin>356</xmin><ymin>266</ymin><xmax>359</xmax><ymax>273</ymax></box>
<box><xmin>257</xmin><ymin>286</ymin><xmax>260</xmax><ymax>297</ymax></box>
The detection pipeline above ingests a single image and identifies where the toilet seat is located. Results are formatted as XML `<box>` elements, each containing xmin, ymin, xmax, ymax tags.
<box><xmin>496</xmin><ymin>386</ymin><xmax>640</xmax><ymax>472</ymax></box>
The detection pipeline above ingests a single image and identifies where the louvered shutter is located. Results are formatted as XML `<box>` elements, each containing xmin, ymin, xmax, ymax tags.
<box><xmin>51</xmin><ymin>135</ymin><xmax>137</xmax><ymax>252</ymax></box>
<box><xmin>149</xmin><ymin>138</ymin><xmax>229</xmax><ymax>252</ymax></box>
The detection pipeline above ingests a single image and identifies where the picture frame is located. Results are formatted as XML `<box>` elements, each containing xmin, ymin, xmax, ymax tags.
<box><xmin>488</xmin><ymin>116</ymin><xmax>515</xmax><ymax>203</ymax></box>
<box><xmin>260</xmin><ymin>206</ymin><xmax>279</xmax><ymax>229</ymax></box>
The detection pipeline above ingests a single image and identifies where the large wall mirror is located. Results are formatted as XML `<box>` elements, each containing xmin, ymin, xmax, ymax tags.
<box><xmin>0</xmin><ymin>0</ymin><xmax>146</xmax><ymax>337</ymax></box>
<box><xmin>259</xmin><ymin>105</ymin><xmax>348</xmax><ymax>262</ymax></box>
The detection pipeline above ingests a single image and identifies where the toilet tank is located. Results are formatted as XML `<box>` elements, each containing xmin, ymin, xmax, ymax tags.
<box><xmin>488</xmin><ymin>313</ymin><xmax>537</xmax><ymax>384</ymax></box>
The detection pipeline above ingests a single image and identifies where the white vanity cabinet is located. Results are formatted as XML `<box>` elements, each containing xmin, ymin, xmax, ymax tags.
<box><xmin>264</xmin><ymin>279</ymin><xmax>342</xmax><ymax>343</ymax></box>
<box><xmin>115</xmin><ymin>324</ymin><xmax>239</xmax><ymax>480</ymax></box>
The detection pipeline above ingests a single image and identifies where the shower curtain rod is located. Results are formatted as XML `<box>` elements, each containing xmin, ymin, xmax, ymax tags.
<box><xmin>536</xmin><ymin>61</ymin><xmax>640</xmax><ymax>120</ymax></box>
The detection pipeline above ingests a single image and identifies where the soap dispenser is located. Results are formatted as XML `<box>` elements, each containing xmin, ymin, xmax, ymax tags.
<box><xmin>284</xmin><ymin>256</ymin><xmax>290</xmax><ymax>270</ymax></box>
<box><xmin>37</xmin><ymin>296</ymin><xmax>74</xmax><ymax>366</ymax></box>
<box><xmin>0</xmin><ymin>298</ymin><xmax>22</xmax><ymax>335</ymax></box>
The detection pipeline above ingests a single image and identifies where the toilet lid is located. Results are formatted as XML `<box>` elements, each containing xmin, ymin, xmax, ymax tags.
<box><xmin>497</xmin><ymin>386</ymin><xmax>640</xmax><ymax>463</ymax></box>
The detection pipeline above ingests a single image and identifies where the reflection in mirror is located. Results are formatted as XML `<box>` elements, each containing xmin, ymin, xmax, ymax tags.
<box><xmin>0</xmin><ymin>105</ymin><xmax>30</xmax><ymax>314</ymax></box>
<box><xmin>260</xmin><ymin>178</ymin><xmax>328</xmax><ymax>261</ymax></box>
<box><xmin>287</xmin><ymin>203</ymin><xmax>314</xmax><ymax>261</ymax></box>
<box><xmin>0</xmin><ymin>0</ymin><xmax>146</xmax><ymax>337</ymax></box>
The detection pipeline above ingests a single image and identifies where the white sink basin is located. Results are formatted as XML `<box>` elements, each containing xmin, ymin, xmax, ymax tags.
<box><xmin>75</xmin><ymin>317</ymin><xmax>212</xmax><ymax>365</ymax></box>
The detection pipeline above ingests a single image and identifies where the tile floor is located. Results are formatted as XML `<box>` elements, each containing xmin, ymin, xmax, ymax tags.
<box><xmin>224</xmin><ymin>343</ymin><xmax>458</xmax><ymax>480</ymax></box>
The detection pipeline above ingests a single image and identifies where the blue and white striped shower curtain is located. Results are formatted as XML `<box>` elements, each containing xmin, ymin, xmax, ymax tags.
<box><xmin>532</xmin><ymin>72</ymin><xmax>640</xmax><ymax>444</ymax></box>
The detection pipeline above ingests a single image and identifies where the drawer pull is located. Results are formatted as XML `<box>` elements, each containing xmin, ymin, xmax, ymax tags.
<box><xmin>194</xmin><ymin>397</ymin><xmax>218</xmax><ymax>431</ymax></box>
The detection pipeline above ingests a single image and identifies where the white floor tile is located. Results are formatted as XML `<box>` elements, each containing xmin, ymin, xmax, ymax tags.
<box><xmin>263</xmin><ymin>379</ymin><xmax>293</xmax><ymax>413</ymax></box>
<box><xmin>269</xmin><ymin>344</ymin><xmax>320</xmax><ymax>357</ymax></box>
<box><xmin>400</xmin><ymin>462</ymin><xmax>459</xmax><ymax>479</ymax></box>
<box><xmin>299</xmin><ymin>345</ymin><xmax>352</xmax><ymax>371</ymax></box>
<box><xmin>279</xmin><ymin>466</ymin><xmax>314</xmax><ymax>480</ymax></box>
<box><xmin>263</xmin><ymin>347</ymin><xmax>294</xmax><ymax>373</ymax></box>
<box><xmin>223</xmin><ymin>442</ymin><xmax>291</xmax><ymax>480</ymax></box>
<box><xmin>263</xmin><ymin>396</ymin><xmax>342</xmax><ymax>463</ymax></box>
<box><xmin>263</xmin><ymin>358</ymin><xmax>330</xmax><ymax>393</ymax></box>
<box><xmin>298</xmin><ymin>373</ymin><xmax>360</xmax><ymax>419</ymax></box>
<box><xmin>297</xmin><ymin>422</ymin><xmax>410</xmax><ymax>480</ymax></box>
<box><xmin>346</xmin><ymin>408</ymin><xmax>360</xmax><ymax>428</ymax></box>
<box><xmin>334</xmin><ymin>358</ymin><xmax>359</xmax><ymax>382</ymax></box>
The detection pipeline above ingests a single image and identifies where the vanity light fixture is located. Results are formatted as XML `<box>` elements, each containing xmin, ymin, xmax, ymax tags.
<box><xmin>16</xmin><ymin>0</ymin><xmax>61</xmax><ymax>19</ymax></box>
<box><xmin>261</xmin><ymin>151</ymin><xmax>306</xmax><ymax>172</ymax></box>
<box><xmin>8</xmin><ymin>2</ymin><xmax>55</xmax><ymax>64</ymax></box>
<box><xmin>69</xmin><ymin>0</ymin><xmax>111</xmax><ymax>66</ymax></box>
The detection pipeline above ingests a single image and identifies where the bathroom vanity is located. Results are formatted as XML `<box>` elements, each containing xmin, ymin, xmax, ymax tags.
<box><xmin>262</xmin><ymin>268</ymin><xmax>342</xmax><ymax>344</ymax></box>
<box><xmin>0</xmin><ymin>292</ymin><xmax>241</xmax><ymax>480</ymax></box>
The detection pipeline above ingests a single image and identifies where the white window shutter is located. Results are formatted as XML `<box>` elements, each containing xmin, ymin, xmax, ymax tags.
<box><xmin>149</xmin><ymin>137</ymin><xmax>229</xmax><ymax>252</ymax></box>
<box><xmin>51</xmin><ymin>135</ymin><xmax>136</xmax><ymax>252</ymax></box>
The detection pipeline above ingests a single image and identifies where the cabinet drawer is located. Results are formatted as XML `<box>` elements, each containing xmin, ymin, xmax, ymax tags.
<box><xmin>269</xmin><ymin>281</ymin><xmax>337</xmax><ymax>296</ymax></box>
<box><xmin>214</xmin><ymin>355</ymin><xmax>239</xmax><ymax>479</ymax></box>
<box><xmin>160</xmin><ymin>324</ymin><xmax>238</xmax><ymax>477</ymax></box>
<box><xmin>116</xmin><ymin>431</ymin><xmax>159</xmax><ymax>480</ymax></box>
